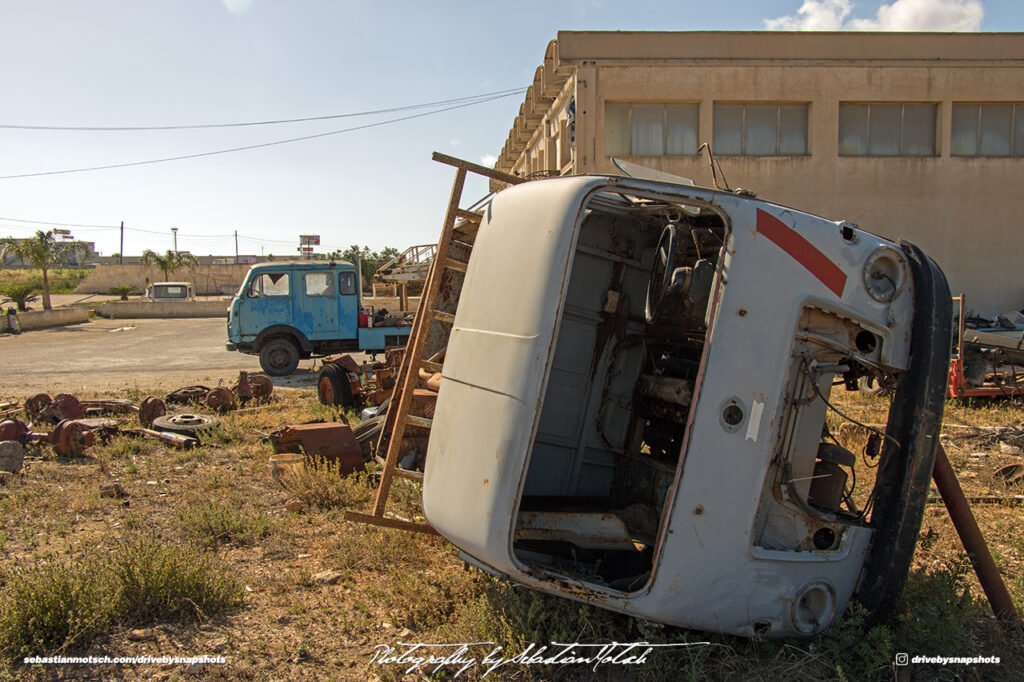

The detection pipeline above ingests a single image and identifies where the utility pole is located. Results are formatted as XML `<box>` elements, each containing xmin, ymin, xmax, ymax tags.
<box><xmin>171</xmin><ymin>227</ymin><xmax>178</xmax><ymax>253</ymax></box>
<box><xmin>234</xmin><ymin>230</ymin><xmax>239</xmax><ymax>264</ymax></box>
<box><xmin>119</xmin><ymin>221</ymin><xmax>124</xmax><ymax>265</ymax></box>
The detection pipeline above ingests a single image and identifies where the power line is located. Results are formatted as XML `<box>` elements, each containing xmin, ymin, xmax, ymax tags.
<box><xmin>0</xmin><ymin>92</ymin><xmax>520</xmax><ymax>180</ymax></box>
<box><xmin>0</xmin><ymin>88</ymin><xmax>527</xmax><ymax>131</ymax></box>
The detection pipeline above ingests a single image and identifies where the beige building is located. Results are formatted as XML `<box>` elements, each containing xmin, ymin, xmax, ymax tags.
<box><xmin>494</xmin><ymin>31</ymin><xmax>1024</xmax><ymax>315</ymax></box>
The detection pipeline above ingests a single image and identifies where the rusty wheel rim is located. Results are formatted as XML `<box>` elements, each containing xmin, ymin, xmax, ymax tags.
<box><xmin>249</xmin><ymin>375</ymin><xmax>274</xmax><ymax>400</ymax></box>
<box><xmin>25</xmin><ymin>393</ymin><xmax>52</xmax><ymax>417</ymax></box>
<box><xmin>318</xmin><ymin>376</ymin><xmax>335</xmax><ymax>405</ymax></box>
<box><xmin>138</xmin><ymin>396</ymin><xmax>166</xmax><ymax>428</ymax></box>
<box><xmin>205</xmin><ymin>387</ymin><xmax>235</xmax><ymax>411</ymax></box>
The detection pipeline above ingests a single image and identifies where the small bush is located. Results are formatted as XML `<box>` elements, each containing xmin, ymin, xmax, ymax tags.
<box><xmin>0</xmin><ymin>538</ymin><xmax>242</xmax><ymax>661</ymax></box>
<box><xmin>0</xmin><ymin>555</ymin><xmax>113</xmax><ymax>660</ymax></box>
<box><xmin>281</xmin><ymin>457</ymin><xmax>373</xmax><ymax>510</ymax></box>
<box><xmin>110</xmin><ymin>536</ymin><xmax>243</xmax><ymax>624</ymax></box>
<box><xmin>178</xmin><ymin>498</ymin><xmax>271</xmax><ymax>548</ymax></box>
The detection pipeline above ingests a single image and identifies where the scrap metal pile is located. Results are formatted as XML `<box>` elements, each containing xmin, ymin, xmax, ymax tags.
<box><xmin>0</xmin><ymin>371</ymin><xmax>275</xmax><ymax>466</ymax></box>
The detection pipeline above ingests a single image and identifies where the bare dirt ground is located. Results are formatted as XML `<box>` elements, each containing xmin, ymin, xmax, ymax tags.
<box><xmin>0</xmin><ymin>318</ymin><xmax>339</xmax><ymax>396</ymax></box>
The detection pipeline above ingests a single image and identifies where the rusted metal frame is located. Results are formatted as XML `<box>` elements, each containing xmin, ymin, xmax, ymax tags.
<box><xmin>432</xmin><ymin>151</ymin><xmax>526</xmax><ymax>186</ymax></box>
<box><xmin>371</xmin><ymin>167</ymin><xmax>467</xmax><ymax>517</ymax></box>
<box><xmin>933</xmin><ymin>444</ymin><xmax>1021</xmax><ymax>623</ymax></box>
<box><xmin>343</xmin><ymin>510</ymin><xmax>440</xmax><ymax>535</ymax></box>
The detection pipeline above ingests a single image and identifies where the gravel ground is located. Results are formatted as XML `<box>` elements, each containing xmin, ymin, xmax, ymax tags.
<box><xmin>0</xmin><ymin>317</ymin><xmax>332</xmax><ymax>396</ymax></box>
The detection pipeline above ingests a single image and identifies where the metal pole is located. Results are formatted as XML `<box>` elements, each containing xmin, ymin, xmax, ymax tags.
<box><xmin>119</xmin><ymin>221</ymin><xmax>124</xmax><ymax>265</ymax></box>
<box><xmin>933</xmin><ymin>444</ymin><xmax>1020</xmax><ymax>623</ymax></box>
<box><xmin>234</xmin><ymin>230</ymin><xmax>238</xmax><ymax>264</ymax></box>
<box><xmin>171</xmin><ymin>227</ymin><xmax>178</xmax><ymax>253</ymax></box>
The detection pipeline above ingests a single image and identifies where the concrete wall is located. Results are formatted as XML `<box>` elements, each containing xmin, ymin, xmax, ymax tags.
<box><xmin>498</xmin><ymin>32</ymin><xmax>1024</xmax><ymax>315</ymax></box>
<box><xmin>75</xmin><ymin>264</ymin><xmax>253</xmax><ymax>296</ymax></box>
<box><xmin>95</xmin><ymin>300</ymin><xmax>229</xmax><ymax>319</ymax></box>
<box><xmin>1</xmin><ymin>306</ymin><xmax>90</xmax><ymax>332</ymax></box>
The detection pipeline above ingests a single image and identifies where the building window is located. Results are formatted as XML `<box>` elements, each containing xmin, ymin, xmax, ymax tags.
<box><xmin>712</xmin><ymin>103</ymin><xmax>808</xmax><ymax>156</ymax></box>
<box><xmin>951</xmin><ymin>104</ymin><xmax>1024</xmax><ymax>157</ymax></box>
<box><xmin>605</xmin><ymin>102</ymin><xmax>699</xmax><ymax>156</ymax></box>
<box><xmin>838</xmin><ymin>103</ymin><xmax>937</xmax><ymax>157</ymax></box>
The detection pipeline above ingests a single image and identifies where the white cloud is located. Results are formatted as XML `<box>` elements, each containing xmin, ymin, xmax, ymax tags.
<box><xmin>450</xmin><ymin>138</ymin><xmax>462</xmax><ymax>149</ymax></box>
<box><xmin>765</xmin><ymin>0</ymin><xmax>983</xmax><ymax>31</ymax></box>
<box><xmin>480</xmin><ymin>154</ymin><xmax>498</xmax><ymax>167</ymax></box>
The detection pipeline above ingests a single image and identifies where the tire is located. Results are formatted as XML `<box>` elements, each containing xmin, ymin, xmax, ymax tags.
<box><xmin>259</xmin><ymin>338</ymin><xmax>300</xmax><ymax>376</ymax></box>
<box><xmin>151</xmin><ymin>413</ymin><xmax>220</xmax><ymax>437</ymax></box>
<box><xmin>353</xmin><ymin>415</ymin><xmax>385</xmax><ymax>460</ymax></box>
<box><xmin>858</xmin><ymin>375</ymin><xmax>890</xmax><ymax>397</ymax></box>
<box><xmin>317</xmin><ymin>364</ymin><xmax>353</xmax><ymax>406</ymax></box>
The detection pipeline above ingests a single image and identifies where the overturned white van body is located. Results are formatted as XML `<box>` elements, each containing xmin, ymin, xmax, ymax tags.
<box><xmin>421</xmin><ymin>176</ymin><xmax>950</xmax><ymax>639</ymax></box>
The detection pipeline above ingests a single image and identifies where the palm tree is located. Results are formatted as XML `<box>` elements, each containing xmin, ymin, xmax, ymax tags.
<box><xmin>0</xmin><ymin>231</ymin><xmax>86</xmax><ymax>310</ymax></box>
<box><xmin>141</xmin><ymin>249</ymin><xmax>199</xmax><ymax>282</ymax></box>
<box><xmin>108</xmin><ymin>284</ymin><xmax>138</xmax><ymax>301</ymax></box>
<box><xmin>1</xmin><ymin>285</ymin><xmax>40</xmax><ymax>311</ymax></box>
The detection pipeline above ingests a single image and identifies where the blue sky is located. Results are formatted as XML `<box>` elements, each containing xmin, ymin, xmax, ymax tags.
<box><xmin>0</xmin><ymin>0</ymin><xmax>1021</xmax><ymax>258</ymax></box>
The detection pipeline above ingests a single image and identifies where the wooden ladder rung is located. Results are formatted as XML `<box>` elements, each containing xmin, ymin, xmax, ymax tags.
<box><xmin>421</xmin><ymin>360</ymin><xmax>443</xmax><ymax>373</ymax></box>
<box><xmin>407</xmin><ymin>415</ymin><xmax>433</xmax><ymax>429</ymax></box>
<box><xmin>374</xmin><ymin>456</ymin><xmax>425</xmax><ymax>481</ymax></box>
<box><xmin>455</xmin><ymin>209</ymin><xmax>482</xmax><ymax>223</ymax></box>
<box><xmin>445</xmin><ymin>260</ymin><xmax>468</xmax><ymax>273</ymax></box>
<box><xmin>343</xmin><ymin>510</ymin><xmax>438</xmax><ymax>535</ymax></box>
<box><xmin>431</xmin><ymin>310</ymin><xmax>456</xmax><ymax>325</ymax></box>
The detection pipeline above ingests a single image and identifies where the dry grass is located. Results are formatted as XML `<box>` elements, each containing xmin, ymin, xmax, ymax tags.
<box><xmin>0</xmin><ymin>385</ymin><xmax>1022</xmax><ymax>680</ymax></box>
<box><xmin>0</xmin><ymin>268</ymin><xmax>90</xmax><ymax>295</ymax></box>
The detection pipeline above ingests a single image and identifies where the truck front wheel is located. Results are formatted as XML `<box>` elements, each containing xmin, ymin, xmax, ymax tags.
<box><xmin>259</xmin><ymin>338</ymin><xmax>300</xmax><ymax>376</ymax></box>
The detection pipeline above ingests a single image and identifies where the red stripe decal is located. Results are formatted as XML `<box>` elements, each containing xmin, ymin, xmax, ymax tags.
<box><xmin>756</xmin><ymin>209</ymin><xmax>846</xmax><ymax>298</ymax></box>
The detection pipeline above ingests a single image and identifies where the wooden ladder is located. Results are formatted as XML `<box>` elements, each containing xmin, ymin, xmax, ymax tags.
<box><xmin>344</xmin><ymin>152</ymin><xmax>524</xmax><ymax>534</ymax></box>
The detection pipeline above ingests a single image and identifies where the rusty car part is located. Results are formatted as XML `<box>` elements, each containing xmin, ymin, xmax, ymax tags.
<box><xmin>137</xmin><ymin>396</ymin><xmax>166</xmax><ymax>427</ymax></box>
<box><xmin>269</xmin><ymin>422</ymin><xmax>363</xmax><ymax>475</ymax></box>
<box><xmin>165</xmin><ymin>385</ymin><xmax>212</xmax><ymax>404</ymax></box>
<box><xmin>124</xmin><ymin>427</ymin><xmax>199</xmax><ymax>450</ymax></box>
<box><xmin>317</xmin><ymin>352</ymin><xmax>402</xmax><ymax>407</ymax></box>
<box><xmin>0</xmin><ymin>419</ymin><xmax>29</xmax><ymax>442</ymax></box>
<box><xmin>37</xmin><ymin>393</ymin><xmax>85</xmax><ymax>424</ymax></box>
<box><xmin>205</xmin><ymin>386</ymin><xmax>235</xmax><ymax>411</ymax></box>
<box><xmin>24</xmin><ymin>393</ymin><xmax>52</xmax><ymax>418</ymax></box>
<box><xmin>0</xmin><ymin>402</ymin><xmax>20</xmax><ymax>420</ymax></box>
<box><xmin>248</xmin><ymin>374</ymin><xmax>274</xmax><ymax>400</ymax></box>
<box><xmin>78</xmin><ymin>396</ymin><xmax>167</xmax><ymax>428</ymax></box>
<box><xmin>150</xmin><ymin>413</ymin><xmax>219</xmax><ymax>438</ymax></box>
<box><xmin>50</xmin><ymin>419</ymin><xmax>96</xmax><ymax>457</ymax></box>
<box><xmin>933</xmin><ymin>444</ymin><xmax>1021</xmax><ymax>623</ymax></box>
<box><xmin>234</xmin><ymin>371</ymin><xmax>254</xmax><ymax>403</ymax></box>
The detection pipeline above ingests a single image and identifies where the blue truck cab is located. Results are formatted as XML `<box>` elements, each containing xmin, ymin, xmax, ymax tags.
<box><xmin>226</xmin><ymin>260</ymin><xmax>411</xmax><ymax>375</ymax></box>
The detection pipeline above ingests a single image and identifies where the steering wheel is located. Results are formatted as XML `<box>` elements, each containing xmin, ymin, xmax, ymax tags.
<box><xmin>645</xmin><ymin>224</ymin><xmax>678</xmax><ymax>324</ymax></box>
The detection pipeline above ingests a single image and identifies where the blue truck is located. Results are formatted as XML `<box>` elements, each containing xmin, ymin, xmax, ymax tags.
<box><xmin>225</xmin><ymin>260</ymin><xmax>412</xmax><ymax>375</ymax></box>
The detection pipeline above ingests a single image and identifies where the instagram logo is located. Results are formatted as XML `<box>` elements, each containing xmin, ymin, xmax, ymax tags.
<box><xmin>895</xmin><ymin>653</ymin><xmax>909</xmax><ymax>666</ymax></box>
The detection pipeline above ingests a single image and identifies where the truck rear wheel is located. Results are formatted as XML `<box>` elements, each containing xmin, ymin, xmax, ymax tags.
<box><xmin>259</xmin><ymin>338</ymin><xmax>300</xmax><ymax>376</ymax></box>
<box><xmin>318</xmin><ymin>364</ymin><xmax>354</xmax><ymax>406</ymax></box>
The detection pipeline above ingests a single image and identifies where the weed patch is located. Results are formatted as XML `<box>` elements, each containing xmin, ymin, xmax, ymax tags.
<box><xmin>0</xmin><ymin>537</ymin><xmax>242</xmax><ymax>662</ymax></box>
<box><xmin>281</xmin><ymin>457</ymin><xmax>373</xmax><ymax>510</ymax></box>
<box><xmin>178</xmin><ymin>498</ymin><xmax>272</xmax><ymax>548</ymax></box>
